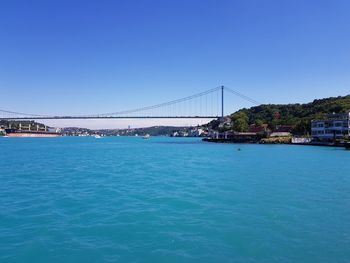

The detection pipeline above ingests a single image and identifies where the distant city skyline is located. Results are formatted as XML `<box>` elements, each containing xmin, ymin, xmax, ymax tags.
<box><xmin>1</xmin><ymin>0</ymin><xmax>349</xmax><ymax>128</ymax></box>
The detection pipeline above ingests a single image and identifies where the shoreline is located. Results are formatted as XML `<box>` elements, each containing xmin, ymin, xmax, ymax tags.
<box><xmin>202</xmin><ymin>138</ymin><xmax>349</xmax><ymax>149</ymax></box>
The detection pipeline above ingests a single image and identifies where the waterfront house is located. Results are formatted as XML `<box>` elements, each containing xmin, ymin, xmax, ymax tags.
<box><xmin>249</xmin><ymin>124</ymin><xmax>268</xmax><ymax>133</ymax></box>
<box><xmin>311</xmin><ymin>111</ymin><xmax>350</xmax><ymax>140</ymax></box>
<box><xmin>269</xmin><ymin>125</ymin><xmax>293</xmax><ymax>137</ymax></box>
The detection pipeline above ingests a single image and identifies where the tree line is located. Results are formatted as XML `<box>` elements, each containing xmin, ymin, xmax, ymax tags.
<box><xmin>209</xmin><ymin>95</ymin><xmax>350</xmax><ymax>135</ymax></box>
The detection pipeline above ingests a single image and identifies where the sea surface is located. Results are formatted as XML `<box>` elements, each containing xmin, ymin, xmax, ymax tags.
<box><xmin>0</xmin><ymin>136</ymin><xmax>349</xmax><ymax>262</ymax></box>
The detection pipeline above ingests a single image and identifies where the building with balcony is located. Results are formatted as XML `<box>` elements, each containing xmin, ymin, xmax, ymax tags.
<box><xmin>311</xmin><ymin>112</ymin><xmax>350</xmax><ymax>140</ymax></box>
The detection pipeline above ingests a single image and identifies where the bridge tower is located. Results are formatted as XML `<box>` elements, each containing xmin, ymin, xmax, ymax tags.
<box><xmin>221</xmin><ymin>85</ymin><xmax>224</xmax><ymax>118</ymax></box>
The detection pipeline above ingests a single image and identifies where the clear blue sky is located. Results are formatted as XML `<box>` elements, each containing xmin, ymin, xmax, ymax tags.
<box><xmin>1</xmin><ymin>0</ymin><xmax>349</xmax><ymax>128</ymax></box>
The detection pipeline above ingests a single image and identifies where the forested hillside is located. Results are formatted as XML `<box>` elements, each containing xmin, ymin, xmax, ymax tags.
<box><xmin>219</xmin><ymin>95</ymin><xmax>350</xmax><ymax>135</ymax></box>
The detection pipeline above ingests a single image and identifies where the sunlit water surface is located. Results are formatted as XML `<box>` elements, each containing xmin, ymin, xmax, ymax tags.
<box><xmin>0</xmin><ymin>137</ymin><xmax>349</xmax><ymax>262</ymax></box>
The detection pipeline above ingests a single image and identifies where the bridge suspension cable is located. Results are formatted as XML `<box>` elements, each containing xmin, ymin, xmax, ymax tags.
<box><xmin>224</xmin><ymin>87</ymin><xmax>261</xmax><ymax>106</ymax></box>
<box><xmin>0</xmin><ymin>109</ymin><xmax>48</xmax><ymax>117</ymax></box>
<box><xmin>0</xmin><ymin>86</ymin><xmax>261</xmax><ymax>120</ymax></box>
<box><xmin>96</xmin><ymin>86</ymin><xmax>222</xmax><ymax>117</ymax></box>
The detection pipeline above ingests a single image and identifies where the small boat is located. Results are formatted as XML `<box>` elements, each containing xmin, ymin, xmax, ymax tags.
<box><xmin>143</xmin><ymin>134</ymin><xmax>150</xmax><ymax>139</ymax></box>
<box><xmin>94</xmin><ymin>135</ymin><xmax>102</xmax><ymax>139</ymax></box>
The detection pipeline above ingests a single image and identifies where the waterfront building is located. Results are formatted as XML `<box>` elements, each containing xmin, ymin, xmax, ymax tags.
<box><xmin>190</xmin><ymin>128</ymin><xmax>206</xmax><ymax>137</ymax></box>
<box><xmin>249</xmin><ymin>124</ymin><xmax>268</xmax><ymax>133</ymax></box>
<box><xmin>311</xmin><ymin>111</ymin><xmax>350</xmax><ymax>140</ymax></box>
<box><xmin>269</xmin><ymin>125</ymin><xmax>293</xmax><ymax>137</ymax></box>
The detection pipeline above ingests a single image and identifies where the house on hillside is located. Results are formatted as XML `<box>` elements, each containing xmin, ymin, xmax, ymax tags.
<box><xmin>218</xmin><ymin>117</ymin><xmax>232</xmax><ymax>129</ymax></box>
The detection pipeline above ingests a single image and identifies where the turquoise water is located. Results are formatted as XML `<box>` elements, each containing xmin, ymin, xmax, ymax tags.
<box><xmin>0</xmin><ymin>137</ymin><xmax>349</xmax><ymax>262</ymax></box>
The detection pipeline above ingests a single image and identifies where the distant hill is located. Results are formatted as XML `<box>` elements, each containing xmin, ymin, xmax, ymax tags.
<box><xmin>127</xmin><ymin>126</ymin><xmax>191</xmax><ymax>136</ymax></box>
<box><xmin>97</xmin><ymin>126</ymin><xmax>193</xmax><ymax>136</ymax></box>
<box><xmin>211</xmin><ymin>95</ymin><xmax>350</xmax><ymax>135</ymax></box>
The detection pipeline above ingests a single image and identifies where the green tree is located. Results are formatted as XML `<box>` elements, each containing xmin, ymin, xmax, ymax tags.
<box><xmin>255</xmin><ymin>119</ymin><xmax>264</xmax><ymax>127</ymax></box>
<box><xmin>292</xmin><ymin>119</ymin><xmax>311</xmax><ymax>135</ymax></box>
<box><xmin>231</xmin><ymin>112</ymin><xmax>249</xmax><ymax>132</ymax></box>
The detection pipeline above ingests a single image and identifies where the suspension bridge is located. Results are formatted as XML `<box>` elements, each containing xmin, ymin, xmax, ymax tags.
<box><xmin>0</xmin><ymin>86</ymin><xmax>260</xmax><ymax>120</ymax></box>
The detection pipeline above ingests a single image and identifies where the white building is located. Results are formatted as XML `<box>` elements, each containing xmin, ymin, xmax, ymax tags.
<box><xmin>218</xmin><ymin>117</ymin><xmax>232</xmax><ymax>129</ymax></box>
<box><xmin>190</xmin><ymin>128</ymin><xmax>205</xmax><ymax>137</ymax></box>
<box><xmin>311</xmin><ymin>112</ymin><xmax>350</xmax><ymax>140</ymax></box>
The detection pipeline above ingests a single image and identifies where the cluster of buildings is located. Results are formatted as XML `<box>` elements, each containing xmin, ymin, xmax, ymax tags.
<box><xmin>61</xmin><ymin>127</ymin><xmax>100</xmax><ymax>136</ymax></box>
<box><xmin>172</xmin><ymin>127</ymin><xmax>207</xmax><ymax>137</ymax></box>
<box><xmin>209</xmin><ymin>121</ymin><xmax>294</xmax><ymax>141</ymax></box>
<box><xmin>1</xmin><ymin>111</ymin><xmax>349</xmax><ymax>141</ymax></box>
<box><xmin>209</xmin><ymin>111</ymin><xmax>350</xmax><ymax>143</ymax></box>
<box><xmin>60</xmin><ymin>126</ymin><xmax>209</xmax><ymax>137</ymax></box>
